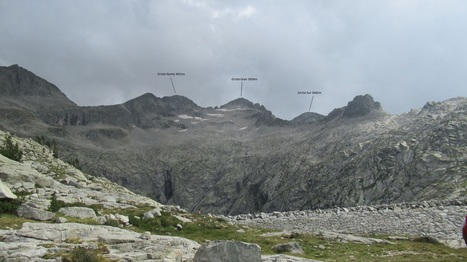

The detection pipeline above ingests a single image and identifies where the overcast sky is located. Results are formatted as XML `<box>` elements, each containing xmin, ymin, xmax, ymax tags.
<box><xmin>1</xmin><ymin>0</ymin><xmax>466</xmax><ymax>119</ymax></box>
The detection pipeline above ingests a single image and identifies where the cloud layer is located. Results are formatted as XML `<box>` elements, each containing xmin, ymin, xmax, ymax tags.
<box><xmin>1</xmin><ymin>0</ymin><xmax>466</xmax><ymax>119</ymax></box>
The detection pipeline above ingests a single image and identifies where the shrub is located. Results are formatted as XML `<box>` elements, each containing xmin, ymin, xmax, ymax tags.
<box><xmin>0</xmin><ymin>199</ymin><xmax>23</xmax><ymax>214</ymax></box>
<box><xmin>0</xmin><ymin>134</ymin><xmax>23</xmax><ymax>162</ymax></box>
<box><xmin>48</xmin><ymin>195</ymin><xmax>67</xmax><ymax>212</ymax></box>
<box><xmin>104</xmin><ymin>219</ymin><xmax>120</xmax><ymax>227</ymax></box>
<box><xmin>61</xmin><ymin>247</ymin><xmax>105</xmax><ymax>262</ymax></box>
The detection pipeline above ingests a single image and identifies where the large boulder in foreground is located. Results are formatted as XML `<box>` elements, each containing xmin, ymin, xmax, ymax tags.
<box><xmin>194</xmin><ymin>240</ymin><xmax>261</xmax><ymax>262</ymax></box>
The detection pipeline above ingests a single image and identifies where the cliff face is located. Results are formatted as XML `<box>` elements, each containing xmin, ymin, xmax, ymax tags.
<box><xmin>0</xmin><ymin>65</ymin><xmax>466</xmax><ymax>215</ymax></box>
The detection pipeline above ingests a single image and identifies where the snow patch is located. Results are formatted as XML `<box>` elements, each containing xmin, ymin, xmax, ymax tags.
<box><xmin>207</xmin><ymin>113</ymin><xmax>224</xmax><ymax>117</ymax></box>
<box><xmin>178</xmin><ymin>115</ymin><xmax>207</xmax><ymax>121</ymax></box>
<box><xmin>216</xmin><ymin>107</ymin><xmax>243</xmax><ymax>112</ymax></box>
<box><xmin>178</xmin><ymin>115</ymin><xmax>193</xmax><ymax>119</ymax></box>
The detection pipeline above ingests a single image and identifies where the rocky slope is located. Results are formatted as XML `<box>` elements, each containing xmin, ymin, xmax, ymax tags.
<box><xmin>0</xmin><ymin>129</ymin><xmax>203</xmax><ymax>261</ymax></box>
<box><xmin>0</xmin><ymin>64</ymin><xmax>466</xmax><ymax>216</ymax></box>
<box><xmin>0</xmin><ymin>130</ymin><xmax>342</xmax><ymax>262</ymax></box>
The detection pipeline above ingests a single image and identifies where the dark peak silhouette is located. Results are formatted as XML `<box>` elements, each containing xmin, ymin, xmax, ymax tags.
<box><xmin>0</xmin><ymin>64</ymin><xmax>76</xmax><ymax>108</ymax></box>
<box><xmin>325</xmin><ymin>94</ymin><xmax>384</xmax><ymax>121</ymax></box>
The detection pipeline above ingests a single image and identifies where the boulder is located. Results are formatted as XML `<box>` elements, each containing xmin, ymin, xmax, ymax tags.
<box><xmin>194</xmin><ymin>240</ymin><xmax>261</xmax><ymax>262</ymax></box>
<box><xmin>58</xmin><ymin>206</ymin><xmax>97</xmax><ymax>219</ymax></box>
<box><xmin>16</xmin><ymin>202</ymin><xmax>54</xmax><ymax>221</ymax></box>
<box><xmin>143</xmin><ymin>207</ymin><xmax>162</xmax><ymax>220</ymax></box>
<box><xmin>0</xmin><ymin>179</ymin><xmax>17</xmax><ymax>199</ymax></box>
<box><xmin>271</xmin><ymin>242</ymin><xmax>304</xmax><ymax>254</ymax></box>
<box><xmin>54</xmin><ymin>217</ymin><xmax>68</xmax><ymax>223</ymax></box>
<box><xmin>114</xmin><ymin>214</ymin><xmax>130</xmax><ymax>225</ymax></box>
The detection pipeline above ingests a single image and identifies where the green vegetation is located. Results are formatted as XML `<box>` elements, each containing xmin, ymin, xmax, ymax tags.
<box><xmin>0</xmin><ymin>133</ymin><xmax>23</xmax><ymax>161</ymax></box>
<box><xmin>61</xmin><ymin>246</ymin><xmax>109</xmax><ymax>262</ymax></box>
<box><xmin>128</xmin><ymin>211</ymin><xmax>182</xmax><ymax>233</ymax></box>
<box><xmin>0</xmin><ymin>199</ymin><xmax>22</xmax><ymax>215</ymax></box>
<box><xmin>0</xmin><ymin>214</ymin><xmax>31</xmax><ymax>229</ymax></box>
<box><xmin>129</xmin><ymin>212</ymin><xmax>467</xmax><ymax>262</ymax></box>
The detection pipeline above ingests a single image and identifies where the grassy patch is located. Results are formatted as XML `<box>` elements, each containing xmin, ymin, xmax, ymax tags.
<box><xmin>0</xmin><ymin>214</ymin><xmax>32</xmax><ymax>229</ymax></box>
<box><xmin>130</xmin><ymin>214</ymin><xmax>467</xmax><ymax>262</ymax></box>
<box><xmin>61</xmin><ymin>246</ymin><xmax>110</xmax><ymax>262</ymax></box>
<box><xmin>128</xmin><ymin>211</ymin><xmax>182</xmax><ymax>234</ymax></box>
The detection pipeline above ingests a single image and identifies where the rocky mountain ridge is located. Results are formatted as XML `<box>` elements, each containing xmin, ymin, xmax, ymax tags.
<box><xmin>0</xmin><ymin>64</ymin><xmax>466</xmax><ymax>216</ymax></box>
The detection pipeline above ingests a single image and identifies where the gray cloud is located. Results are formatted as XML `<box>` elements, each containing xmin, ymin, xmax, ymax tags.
<box><xmin>1</xmin><ymin>0</ymin><xmax>466</xmax><ymax>119</ymax></box>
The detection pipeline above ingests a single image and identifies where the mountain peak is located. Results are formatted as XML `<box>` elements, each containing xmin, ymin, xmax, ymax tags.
<box><xmin>0</xmin><ymin>64</ymin><xmax>76</xmax><ymax>108</ymax></box>
<box><xmin>343</xmin><ymin>94</ymin><xmax>382</xmax><ymax>118</ymax></box>
<box><xmin>325</xmin><ymin>94</ymin><xmax>384</xmax><ymax>121</ymax></box>
<box><xmin>222</xmin><ymin>98</ymin><xmax>258</xmax><ymax>109</ymax></box>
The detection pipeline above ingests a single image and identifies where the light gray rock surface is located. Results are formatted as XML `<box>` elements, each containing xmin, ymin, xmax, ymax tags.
<box><xmin>58</xmin><ymin>206</ymin><xmax>97</xmax><ymax>219</ymax></box>
<box><xmin>194</xmin><ymin>241</ymin><xmax>261</xmax><ymax>262</ymax></box>
<box><xmin>1</xmin><ymin>222</ymin><xmax>200</xmax><ymax>262</ymax></box>
<box><xmin>0</xmin><ymin>179</ymin><xmax>17</xmax><ymax>199</ymax></box>
<box><xmin>16</xmin><ymin>202</ymin><xmax>54</xmax><ymax>221</ymax></box>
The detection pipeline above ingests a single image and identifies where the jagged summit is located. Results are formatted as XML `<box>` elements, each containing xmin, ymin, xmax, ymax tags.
<box><xmin>325</xmin><ymin>94</ymin><xmax>385</xmax><ymax>121</ymax></box>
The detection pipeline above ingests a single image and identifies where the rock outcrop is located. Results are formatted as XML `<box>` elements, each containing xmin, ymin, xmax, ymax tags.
<box><xmin>0</xmin><ymin>179</ymin><xmax>17</xmax><ymax>199</ymax></box>
<box><xmin>0</xmin><ymin>129</ymin><xmax>204</xmax><ymax>260</ymax></box>
<box><xmin>1</xmin><ymin>222</ymin><xmax>200</xmax><ymax>261</ymax></box>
